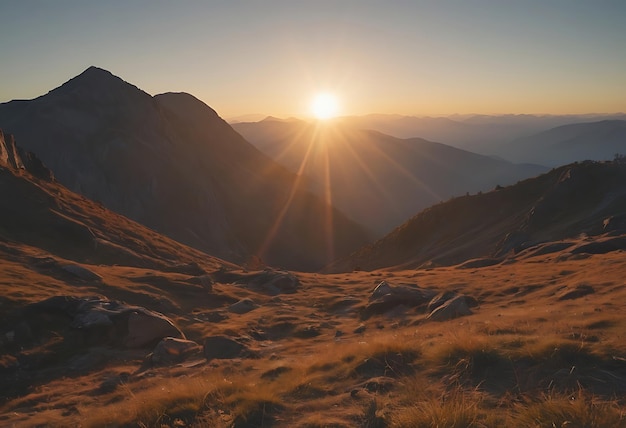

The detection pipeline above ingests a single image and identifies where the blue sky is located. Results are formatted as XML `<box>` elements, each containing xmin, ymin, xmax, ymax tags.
<box><xmin>1</xmin><ymin>0</ymin><xmax>625</xmax><ymax>118</ymax></box>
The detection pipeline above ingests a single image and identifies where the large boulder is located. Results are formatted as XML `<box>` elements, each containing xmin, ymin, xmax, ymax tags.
<box><xmin>362</xmin><ymin>281</ymin><xmax>436</xmax><ymax>319</ymax></box>
<box><xmin>427</xmin><ymin>295</ymin><xmax>472</xmax><ymax>321</ymax></box>
<box><xmin>124</xmin><ymin>310</ymin><xmax>184</xmax><ymax>348</ymax></box>
<box><xmin>150</xmin><ymin>337</ymin><xmax>202</xmax><ymax>365</ymax></box>
<box><xmin>228</xmin><ymin>298</ymin><xmax>259</xmax><ymax>314</ymax></box>
<box><xmin>22</xmin><ymin>296</ymin><xmax>184</xmax><ymax>348</ymax></box>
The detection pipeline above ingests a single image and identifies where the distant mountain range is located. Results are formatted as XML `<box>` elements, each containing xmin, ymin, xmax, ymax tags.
<box><xmin>232</xmin><ymin>118</ymin><xmax>547</xmax><ymax>235</ymax></box>
<box><xmin>503</xmin><ymin>120</ymin><xmax>626</xmax><ymax>166</ymax></box>
<box><xmin>269</xmin><ymin>113</ymin><xmax>626</xmax><ymax>156</ymax></box>
<box><xmin>0</xmin><ymin>67</ymin><xmax>370</xmax><ymax>270</ymax></box>
<box><xmin>328</xmin><ymin>159</ymin><xmax>626</xmax><ymax>271</ymax></box>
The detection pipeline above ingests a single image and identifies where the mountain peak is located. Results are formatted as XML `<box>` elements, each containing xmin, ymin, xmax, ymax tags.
<box><xmin>48</xmin><ymin>66</ymin><xmax>148</xmax><ymax>100</ymax></box>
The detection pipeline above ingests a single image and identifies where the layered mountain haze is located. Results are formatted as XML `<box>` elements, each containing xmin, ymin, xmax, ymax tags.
<box><xmin>323</xmin><ymin>113</ymin><xmax>626</xmax><ymax>156</ymax></box>
<box><xmin>0</xmin><ymin>67</ymin><xmax>370</xmax><ymax>270</ymax></box>
<box><xmin>504</xmin><ymin>120</ymin><xmax>626</xmax><ymax>166</ymax></box>
<box><xmin>329</xmin><ymin>159</ymin><xmax>626</xmax><ymax>272</ymax></box>
<box><xmin>233</xmin><ymin>118</ymin><xmax>546</xmax><ymax>235</ymax></box>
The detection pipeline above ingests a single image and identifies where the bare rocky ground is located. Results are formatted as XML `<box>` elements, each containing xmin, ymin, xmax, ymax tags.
<box><xmin>1</xmin><ymin>235</ymin><xmax>625</xmax><ymax>427</ymax></box>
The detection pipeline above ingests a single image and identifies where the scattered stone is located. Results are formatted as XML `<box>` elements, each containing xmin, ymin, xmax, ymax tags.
<box><xmin>558</xmin><ymin>284</ymin><xmax>595</xmax><ymax>301</ymax></box>
<box><xmin>23</xmin><ymin>296</ymin><xmax>184</xmax><ymax>348</ymax></box>
<box><xmin>203</xmin><ymin>336</ymin><xmax>247</xmax><ymax>360</ymax></box>
<box><xmin>362</xmin><ymin>281</ymin><xmax>436</xmax><ymax>319</ymax></box>
<box><xmin>354</xmin><ymin>324</ymin><xmax>366</xmax><ymax>334</ymax></box>
<box><xmin>60</xmin><ymin>264</ymin><xmax>102</xmax><ymax>281</ymax></box>
<box><xmin>335</xmin><ymin>330</ymin><xmax>344</xmax><ymax>338</ymax></box>
<box><xmin>150</xmin><ymin>337</ymin><xmax>201</xmax><ymax>365</ymax></box>
<box><xmin>228</xmin><ymin>298</ymin><xmax>259</xmax><ymax>314</ymax></box>
<box><xmin>370</xmin><ymin>281</ymin><xmax>392</xmax><ymax>300</ymax></box>
<box><xmin>427</xmin><ymin>291</ymin><xmax>457</xmax><ymax>312</ymax></box>
<box><xmin>427</xmin><ymin>295</ymin><xmax>472</xmax><ymax>321</ymax></box>
<box><xmin>211</xmin><ymin>269</ymin><xmax>300</xmax><ymax>295</ymax></box>
<box><xmin>295</xmin><ymin>325</ymin><xmax>321</xmax><ymax>338</ymax></box>
<box><xmin>124</xmin><ymin>310</ymin><xmax>185</xmax><ymax>348</ymax></box>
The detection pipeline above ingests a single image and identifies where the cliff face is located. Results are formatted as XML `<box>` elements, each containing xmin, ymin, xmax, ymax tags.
<box><xmin>0</xmin><ymin>129</ymin><xmax>53</xmax><ymax>180</ymax></box>
<box><xmin>0</xmin><ymin>67</ymin><xmax>370</xmax><ymax>270</ymax></box>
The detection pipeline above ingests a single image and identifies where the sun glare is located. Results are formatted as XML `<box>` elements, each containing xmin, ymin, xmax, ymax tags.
<box><xmin>311</xmin><ymin>93</ymin><xmax>339</xmax><ymax>120</ymax></box>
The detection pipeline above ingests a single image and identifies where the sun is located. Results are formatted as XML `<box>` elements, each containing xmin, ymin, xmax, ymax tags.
<box><xmin>311</xmin><ymin>93</ymin><xmax>339</xmax><ymax>120</ymax></box>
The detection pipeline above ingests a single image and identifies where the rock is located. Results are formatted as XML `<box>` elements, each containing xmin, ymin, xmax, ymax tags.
<box><xmin>370</xmin><ymin>281</ymin><xmax>392</xmax><ymax>300</ymax></box>
<box><xmin>354</xmin><ymin>324</ymin><xmax>366</xmax><ymax>334</ymax></box>
<box><xmin>259</xmin><ymin>271</ymin><xmax>300</xmax><ymax>294</ymax></box>
<box><xmin>294</xmin><ymin>325</ymin><xmax>321</xmax><ymax>338</ymax></box>
<box><xmin>427</xmin><ymin>296</ymin><xmax>472</xmax><ymax>321</ymax></box>
<box><xmin>558</xmin><ymin>284</ymin><xmax>595</xmax><ymax>301</ymax></box>
<box><xmin>61</xmin><ymin>264</ymin><xmax>102</xmax><ymax>281</ymax></box>
<box><xmin>228</xmin><ymin>298</ymin><xmax>259</xmax><ymax>314</ymax></box>
<box><xmin>198</xmin><ymin>275</ymin><xmax>214</xmax><ymax>290</ymax></box>
<box><xmin>151</xmin><ymin>337</ymin><xmax>201</xmax><ymax>365</ymax></box>
<box><xmin>124</xmin><ymin>310</ymin><xmax>185</xmax><ymax>348</ymax></box>
<box><xmin>203</xmin><ymin>336</ymin><xmax>247</xmax><ymax>360</ymax></box>
<box><xmin>427</xmin><ymin>291</ymin><xmax>457</xmax><ymax>312</ymax></box>
<box><xmin>23</xmin><ymin>296</ymin><xmax>184</xmax><ymax>348</ymax></box>
<box><xmin>363</xmin><ymin>282</ymin><xmax>436</xmax><ymax>319</ymax></box>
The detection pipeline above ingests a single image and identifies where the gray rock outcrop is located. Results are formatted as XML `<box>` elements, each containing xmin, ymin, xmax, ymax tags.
<box><xmin>427</xmin><ymin>295</ymin><xmax>472</xmax><ymax>321</ymax></box>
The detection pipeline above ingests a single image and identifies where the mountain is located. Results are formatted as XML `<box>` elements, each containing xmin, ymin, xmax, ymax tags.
<box><xmin>0</xmin><ymin>129</ymin><xmax>229</xmax><ymax>271</ymax></box>
<box><xmin>328</xmin><ymin>159</ymin><xmax>626</xmax><ymax>271</ymax></box>
<box><xmin>328</xmin><ymin>113</ymin><xmax>626</xmax><ymax>155</ymax></box>
<box><xmin>0</xmin><ymin>67</ymin><xmax>370</xmax><ymax>270</ymax></box>
<box><xmin>232</xmin><ymin>118</ymin><xmax>546</xmax><ymax>235</ymax></box>
<box><xmin>504</xmin><ymin>120</ymin><xmax>626</xmax><ymax>166</ymax></box>
<box><xmin>2</xmin><ymin>132</ymin><xmax>626</xmax><ymax>428</ymax></box>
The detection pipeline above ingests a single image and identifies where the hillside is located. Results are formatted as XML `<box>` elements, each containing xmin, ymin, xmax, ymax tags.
<box><xmin>0</xmin><ymin>67</ymin><xmax>370</xmax><ymax>270</ymax></box>
<box><xmin>329</xmin><ymin>160</ymin><xmax>626</xmax><ymax>271</ymax></box>
<box><xmin>0</xmin><ymin>129</ymin><xmax>229</xmax><ymax>271</ymax></box>
<box><xmin>233</xmin><ymin>118</ymin><xmax>546</xmax><ymax>235</ymax></box>
<box><xmin>1</xmin><ymin>131</ymin><xmax>626</xmax><ymax>427</ymax></box>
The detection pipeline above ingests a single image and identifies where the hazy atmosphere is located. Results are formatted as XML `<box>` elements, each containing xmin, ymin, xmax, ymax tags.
<box><xmin>2</xmin><ymin>2</ymin><xmax>626</xmax><ymax>427</ymax></box>
<box><xmin>1</xmin><ymin>0</ymin><xmax>625</xmax><ymax>118</ymax></box>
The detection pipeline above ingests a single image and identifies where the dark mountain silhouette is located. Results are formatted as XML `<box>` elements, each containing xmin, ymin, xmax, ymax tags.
<box><xmin>0</xmin><ymin>129</ymin><xmax>226</xmax><ymax>270</ymax></box>
<box><xmin>504</xmin><ymin>120</ymin><xmax>626</xmax><ymax>166</ymax></box>
<box><xmin>328</xmin><ymin>159</ymin><xmax>626</xmax><ymax>271</ymax></box>
<box><xmin>0</xmin><ymin>67</ymin><xmax>370</xmax><ymax>270</ymax></box>
<box><xmin>232</xmin><ymin>118</ymin><xmax>546</xmax><ymax>235</ymax></box>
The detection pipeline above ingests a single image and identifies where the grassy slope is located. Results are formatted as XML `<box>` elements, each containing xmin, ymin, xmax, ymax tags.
<box><xmin>1</xmin><ymin>237</ymin><xmax>625</xmax><ymax>427</ymax></box>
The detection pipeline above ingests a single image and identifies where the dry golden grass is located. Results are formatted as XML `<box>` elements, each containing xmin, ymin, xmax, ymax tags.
<box><xmin>1</xmin><ymin>240</ymin><xmax>626</xmax><ymax>427</ymax></box>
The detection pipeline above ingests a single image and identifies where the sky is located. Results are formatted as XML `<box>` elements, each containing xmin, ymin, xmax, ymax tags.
<box><xmin>1</xmin><ymin>0</ymin><xmax>625</xmax><ymax>119</ymax></box>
